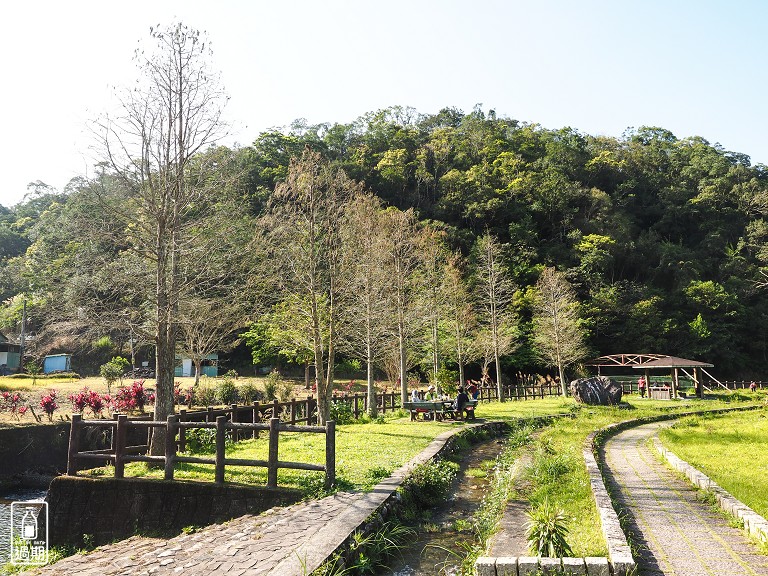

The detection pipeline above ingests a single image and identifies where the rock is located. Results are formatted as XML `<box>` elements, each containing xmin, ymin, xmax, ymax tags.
<box><xmin>569</xmin><ymin>376</ymin><xmax>622</xmax><ymax>405</ymax></box>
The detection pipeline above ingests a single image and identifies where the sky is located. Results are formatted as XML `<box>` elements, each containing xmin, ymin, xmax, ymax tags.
<box><xmin>2</xmin><ymin>0</ymin><xmax>767</xmax><ymax>207</ymax></box>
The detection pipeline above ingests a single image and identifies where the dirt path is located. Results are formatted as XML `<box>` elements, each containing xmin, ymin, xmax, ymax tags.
<box><xmin>603</xmin><ymin>422</ymin><xmax>768</xmax><ymax>576</ymax></box>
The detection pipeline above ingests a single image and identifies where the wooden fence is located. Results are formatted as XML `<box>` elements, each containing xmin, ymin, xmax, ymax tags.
<box><xmin>66</xmin><ymin>413</ymin><xmax>336</xmax><ymax>489</ymax></box>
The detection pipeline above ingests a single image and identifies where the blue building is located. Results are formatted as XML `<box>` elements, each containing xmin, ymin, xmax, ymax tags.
<box><xmin>43</xmin><ymin>354</ymin><xmax>72</xmax><ymax>374</ymax></box>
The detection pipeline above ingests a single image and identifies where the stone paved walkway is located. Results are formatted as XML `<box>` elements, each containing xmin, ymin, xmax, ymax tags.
<box><xmin>603</xmin><ymin>422</ymin><xmax>768</xmax><ymax>576</ymax></box>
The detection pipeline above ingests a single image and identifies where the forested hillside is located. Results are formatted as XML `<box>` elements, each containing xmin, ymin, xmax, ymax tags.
<box><xmin>2</xmin><ymin>105</ymin><xmax>767</xmax><ymax>378</ymax></box>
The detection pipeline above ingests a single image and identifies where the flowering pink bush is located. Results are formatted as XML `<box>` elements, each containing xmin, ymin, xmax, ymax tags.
<box><xmin>68</xmin><ymin>388</ymin><xmax>89</xmax><ymax>414</ymax></box>
<box><xmin>2</xmin><ymin>391</ymin><xmax>28</xmax><ymax>420</ymax></box>
<box><xmin>114</xmin><ymin>380</ymin><xmax>151</xmax><ymax>413</ymax></box>
<box><xmin>86</xmin><ymin>390</ymin><xmax>105</xmax><ymax>416</ymax></box>
<box><xmin>39</xmin><ymin>390</ymin><xmax>59</xmax><ymax>421</ymax></box>
<box><xmin>173</xmin><ymin>383</ymin><xmax>193</xmax><ymax>406</ymax></box>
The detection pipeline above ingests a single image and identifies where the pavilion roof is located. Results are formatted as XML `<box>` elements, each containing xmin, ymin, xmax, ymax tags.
<box><xmin>632</xmin><ymin>355</ymin><xmax>713</xmax><ymax>369</ymax></box>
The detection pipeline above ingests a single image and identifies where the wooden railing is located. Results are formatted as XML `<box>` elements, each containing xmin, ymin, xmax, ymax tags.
<box><xmin>66</xmin><ymin>413</ymin><xmax>336</xmax><ymax>489</ymax></box>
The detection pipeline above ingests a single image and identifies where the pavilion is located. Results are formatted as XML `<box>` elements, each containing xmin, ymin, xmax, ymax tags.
<box><xmin>586</xmin><ymin>354</ymin><xmax>721</xmax><ymax>399</ymax></box>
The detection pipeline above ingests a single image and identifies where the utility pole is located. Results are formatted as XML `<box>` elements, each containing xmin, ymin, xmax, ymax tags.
<box><xmin>18</xmin><ymin>298</ymin><xmax>26</xmax><ymax>372</ymax></box>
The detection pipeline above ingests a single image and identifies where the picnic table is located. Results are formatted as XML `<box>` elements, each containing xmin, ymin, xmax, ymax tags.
<box><xmin>403</xmin><ymin>399</ymin><xmax>478</xmax><ymax>421</ymax></box>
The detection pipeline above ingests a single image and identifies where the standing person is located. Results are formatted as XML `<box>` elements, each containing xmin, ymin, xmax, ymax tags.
<box><xmin>638</xmin><ymin>377</ymin><xmax>646</xmax><ymax>398</ymax></box>
<box><xmin>750</xmin><ymin>381</ymin><xmax>757</xmax><ymax>392</ymax></box>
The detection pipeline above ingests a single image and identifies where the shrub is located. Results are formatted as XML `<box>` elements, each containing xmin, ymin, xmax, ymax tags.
<box><xmin>183</xmin><ymin>427</ymin><xmax>217</xmax><ymax>453</ymax></box>
<box><xmin>192</xmin><ymin>381</ymin><xmax>216</xmax><ymax>407</ymax></box>
<box><xmin>2</xmin><ymin>391</ymin><xmax>28</xmax><ymax>420</ymax></box>
<box><xmin>68</xmin><ymin>388</ymin><xmax>89</xmax><ymax>414</ymax></box>
<box><xmin>39</xmin><ymin>390</ymin><xmax>59</xmax><ymax>421</ymax></box>
<box><xmin>264</xmin><ymin>370</ymin><xmax>292</xmax><ymax>402</ymax></box>
<box><xmin>400</xmin><ymin>459</ymin><xmax>458</xmax><ymax>508</ymax></box>
<box><xmin>525</xmin><ymin>499</ymin><xmax>573</xmax><ymax>557</ymax></box>
<box><xmin>114</xmin><ymin>380</ymin><xmax>150</xmax><ymax>413</ymax></box>
<box><xmin>431</xmin><ymin>365</ymin><xmax>459</xmax><ymax>396</ymax></box>
<box><xmin>330</xmin><ymin>401</ymin><xmax>354</xmax><ymax>424</ymax></box>
<box><xmin>174</xmin><ymin>382</ymin><xmax>193</xmax><ymax>406</ymax></box>
<box><xmin>86</xmin><ymin>390</ymin><xmax>105</xmax><ymax>416</ymax></box>
<box><xmin>214</xmin><ymin>377</ymin><xmax>239</xmax><ymax>405</ymax></box>
<box><xmin>238</xmin><ymin>381</ymin><xmax>263</xmax><ymax>404</ymax></box>
<box><xmin>100</xmin><ymin>356</ymin><xmax>129</xmax><ymax>393</ymax></box>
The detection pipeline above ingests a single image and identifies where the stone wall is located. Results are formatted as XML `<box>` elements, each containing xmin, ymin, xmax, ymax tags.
<box><xmin>47</xmin><ymin>476</ymin><xmax>303</xmax><ymax>547</ymax></box>
<box><xmin>0</xmin><ymin>423</ymin><xmax>71</xmax><ymax>478</ymax></box>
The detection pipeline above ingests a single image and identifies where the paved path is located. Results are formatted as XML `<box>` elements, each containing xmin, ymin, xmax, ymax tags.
<box><xmin>603</xmin><ymin>422</ymin><xmax>768</xmax><ymax>576</ymax></box>
<box><xmin>33</xmin><ymin>491</ymin><xmax>369</xmax><ymax>576</ymax></box>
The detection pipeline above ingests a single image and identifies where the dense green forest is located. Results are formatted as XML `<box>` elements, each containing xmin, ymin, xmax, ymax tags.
<box><xmin>2</xmin><ymin>105</ymin><xmax>767</xmax><ymax>379</ymax></box>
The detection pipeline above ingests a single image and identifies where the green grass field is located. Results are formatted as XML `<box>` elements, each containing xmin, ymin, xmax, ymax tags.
<box><xmin>658</xmin><ymin>406</ymin><xmax>768</xmax><ymax>519</ymax></box>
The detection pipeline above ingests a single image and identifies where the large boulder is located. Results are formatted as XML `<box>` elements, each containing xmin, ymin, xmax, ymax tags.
<box><xmin>569</xmin><ymin>376</ymin><xmax>622</xmax><ymax>405</ymax></box>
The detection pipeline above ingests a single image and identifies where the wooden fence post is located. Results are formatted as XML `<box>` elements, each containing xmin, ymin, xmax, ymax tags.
<box><xmin>109</xmin><ymin>411</ymin><xmax>118</xmax><ymax>451</ymax></box>
<box><xmin>325</xmin><ymin>420</ymin><xmax>336</xmax><ymax>489</ymax></box>
<box><xmin>115</xmin><ymin>414</ymin><xmax>127</xmax><ymax>479</ymax></box>
<box><xmin>272</xmin><ymin>399</ymin><xmax>279</xmax><ymax>421</ymax></box>
<box><xmin>165</xmin><ymin>415</ymin><xmax>177</xmax><ymax>481</ymax></box>
<box><xmin>305</xmin><ymin>396</ymin><xmax>313</xmax><ymax>425</ymax></box>
<box><xmin>230</xmin><ymin>404</ymin><xmax>238</xmax><ymax>442</ymax></box>
<box><xmin>353</xmin><ymin>394</ymin><xmax>360</xmax><ymax>419</ymax></box>
<box><xmin>215</xmin><ymin>415</ymin><xmax>226</xmax><ymax>484</ymax></box>
<box><xmin>207</xmin><ymin>406</ymin><xmax>214</xmax><ymax>422</ymax></box>
<box><xmin>253</xmin><ymin>401</ymin><xmax>260</xmax><ymax>438</ymax></box>
<box><xmin>267</xmin><ymin>417</ymin><xmax>280</xmax><ymax>488</ymax></box>
<box><xmin>178</xmin><ymin>409</ymin><xmax>187</xmax><ymax>452</ymax></box>
<box><xmin>66</xmin><ymin>414</ymin><xmax>82</xmax><ymax>475</ymax></box>
<box><xmin>290</xmin><ymin>398</ymin><xmax>297</xmax><ymax>424</ymax></box>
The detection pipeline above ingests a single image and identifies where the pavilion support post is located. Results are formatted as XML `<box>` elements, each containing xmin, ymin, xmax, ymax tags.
<box><xmin>644</xmin><ymin>369</ymin><xmax>650</xmax><ymax>390</ymax></box>
<box><xmin>672</xmin><ymin>368</ymin><xmax>679</xmax><ymax>399</ymax></box>
<box><xmin>695</xmin><ymin>367</ymin><xmax>703</xmax><ymax>398</ymax></box>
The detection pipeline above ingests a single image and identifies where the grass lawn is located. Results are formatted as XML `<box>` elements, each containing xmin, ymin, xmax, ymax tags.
<box><xmin>658</xmin><ymin>406</ymin><xmax>768</xmax><ymax>519</ymax></box>
<box><xmin>482</xmin><ymin>394</ymin><xmax>762</xmax><ymax>557</ymax></box>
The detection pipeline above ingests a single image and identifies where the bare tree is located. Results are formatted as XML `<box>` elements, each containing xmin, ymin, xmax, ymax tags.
<box><xmin>380</xmin><ymin>208</ymin><xmax>424</xmax><ymax>406</ymax></box>
<box><xmin>340</xmin><ymin>194</ymin><xmax>389</xmax><ymax>416</ymax></box>
<box><xmin>177</xmin><ymin>297</ymin><xmax>246</xmax><ymax>387</ymax></box>
<box><xmin>266</xmin><ymin>148</ymin><xmax>362</xmax><ymax>424</ymax></box>
<box><xmin>93</xmin><ymin>23</ymin><xmax>230</xmax><ymax>453</ymax></box>
<box><xmin>420</xmin><ymin>227</ymin><xmax>448</xmax><ymax>384</ymax></box>
<box><xmin>474</xmin><ymin>233</ymin><xmax>518</xmax><ymax>400</ymax></box>
<box><xmin>532</xmin><ymin>267</ymin><xmax>589</xmax><ymax>396</ymax></box>
<box><xmin>443</xmin><ymin>252</ymin><xmax>477</xmax><ymax>388</ymax></box>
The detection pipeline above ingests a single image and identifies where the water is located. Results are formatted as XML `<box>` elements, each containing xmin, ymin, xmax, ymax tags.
<box><xmin>385</xmin><ymin>438</ymin><xmax>505</xmax><ymax>576</ymax></box>
<box><xmin>0</xmin><ymin>488</ymin><xmax>48</xmax><ymax>564</ymax></box>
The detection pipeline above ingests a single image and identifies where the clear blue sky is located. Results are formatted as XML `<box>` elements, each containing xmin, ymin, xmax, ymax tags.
<box><xmin>1</xmin><ymin>0</ymin><xmax>766</xmax><ymax>207</ymax></box>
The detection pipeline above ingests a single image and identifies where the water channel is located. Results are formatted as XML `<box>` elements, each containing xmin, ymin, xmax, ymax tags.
<box><xmin>385</xmin><ymin>437</ymin><xmax>507</xmax><ymax>576</ymax></box>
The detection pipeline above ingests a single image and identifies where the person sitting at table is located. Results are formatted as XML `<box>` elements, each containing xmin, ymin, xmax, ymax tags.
<box><xmin>468</xmin><ymin>384</ymin><xmax>479</xmax><ymax>400</ymax></box>
<box><xmin>454</xmin><ymin>386</ymin><xmax>470</xmax><ymax>419</ymax></box>
<box><xmin>410</xmin><ymin>387</ymin><xmax>420</xmax><ymax>402</ymax></box>
<box><xmin>426</xmin><ymin>384</ymin><xmax>437</xmax><ymax>400</ymax></box>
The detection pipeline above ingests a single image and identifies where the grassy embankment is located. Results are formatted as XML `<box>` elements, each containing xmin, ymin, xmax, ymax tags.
<box><xmin>658</xmin><ymin>404</ymin><xmax>768</xmax><ymax>519</ymax></box>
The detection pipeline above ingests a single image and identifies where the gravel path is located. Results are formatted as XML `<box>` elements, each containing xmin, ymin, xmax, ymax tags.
<box><xmin>603</xmin><ymin>422</ymin><xmax>768</xmax><ymax>576</ymax></box>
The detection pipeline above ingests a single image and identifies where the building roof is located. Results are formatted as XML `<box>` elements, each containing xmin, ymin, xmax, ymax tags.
<box><xmin>632</xmin><ymin>355</ymin><xmax>714</xmax><ymax>369</ymax></box>
<box><xmin>585</xmin><ymin>353</ymin><xmax>667</xmax><ymax>367</ymax></box>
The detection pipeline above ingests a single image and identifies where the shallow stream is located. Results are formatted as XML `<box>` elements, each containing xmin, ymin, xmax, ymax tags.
<box><xmin>384</xmin><ymin>437</ymin><xmax>506</xmax><ymax>576</ymax></box>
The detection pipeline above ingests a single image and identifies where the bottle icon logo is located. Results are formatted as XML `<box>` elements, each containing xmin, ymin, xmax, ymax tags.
<box><xmin>10</xmin><ymin>501</ymin><xmax>48</xmax><ymax>565</ymax></box>
<box><xmin>21</xmin><ymin>509</ymin><xmax>38</xmax><ymax>540</ymax></box>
